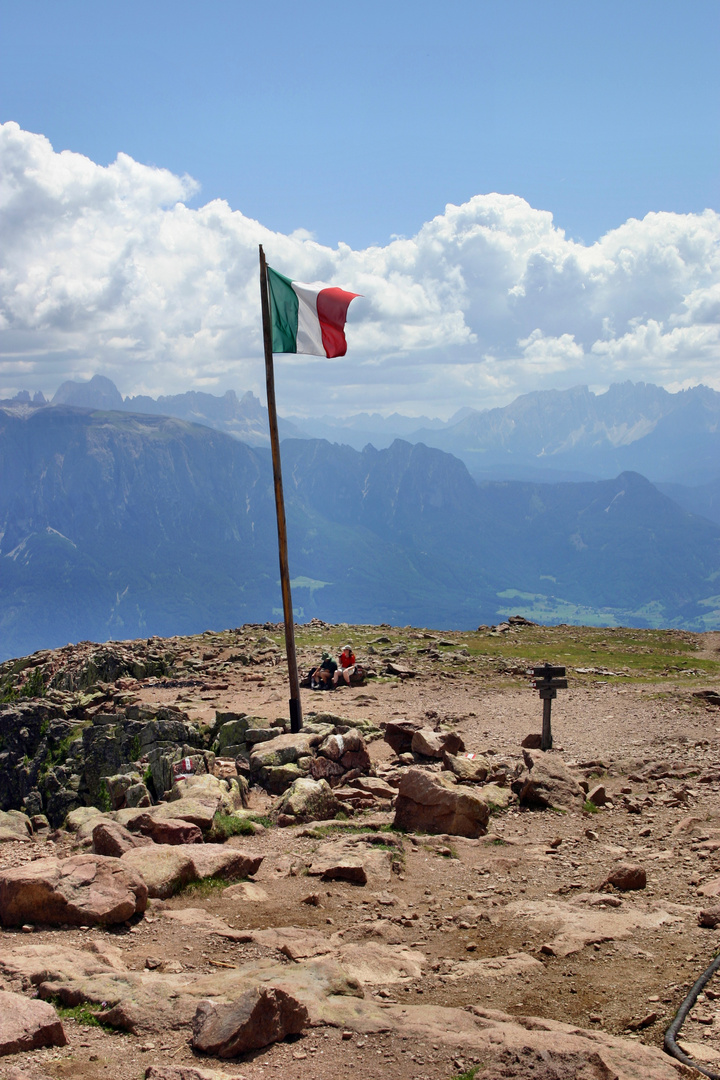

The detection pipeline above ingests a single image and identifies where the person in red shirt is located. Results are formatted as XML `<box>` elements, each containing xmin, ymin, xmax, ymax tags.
<box><xmin>333</xmin><ymin>644</ymin><xmax>356</xmax><ymax>686</ymax></box>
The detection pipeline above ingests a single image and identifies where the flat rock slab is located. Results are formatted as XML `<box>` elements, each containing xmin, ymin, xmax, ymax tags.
<box><xmin>0</xmin><ymin>989</ymin><xmax>66</xmax><ymax>1055</ymax></box>
<box><xmin>698</xmin><ymin>876</ymin><xmax>720</xmax><ymax>897</ymax></box>
<box><xmin>145</xmin><ymin>1068</ymin><xmax>250</xmax><ymax>1080</ymax></box>
<box><xmin>445</xmin><ymin>951</ymin><xmax>543</xmax><ymax>981</ymax></box>
<box><xmin>306</xmin><ymin>839</ymin><xmax>394</xmax><ymax>884</ymax></box>
<box><xmin>320</xmin><ymin>1000</ymin><xmax>682</xmax><ymax>1079</ymax></box>
<box><xmin>0</xmin><ymin>940</ymin><xmax>680</xmax><ymax>1076</ymax></box>
<box><xmin>160</xmin><ymin>907</ymin><xmax>247</xmax><ymax>940</ymax></box>
<box><xmin>0</xmin><ymin>941</ymin><xmax>360</xmax><ymax>1035</ymax></box>
<box><xmin>0</xmin><ymin>941</ymin><xmax>129</xmax><ymax>983</ymax></box>
<box><xmin>0</xmin><ymin>854</ymin><xmax>148</xmax><ymax>926</ymax></box>
<box><xmin>192</xmin><ymin>986</ymin><xmax>308</xmax><ymax>1056</ymax></box>
<box><xmin>503</xmin><ymin>897</ymin><xmax>683</xmax><ymax>957</ymax></box>
<box><xmin>223</xmin><ymin>882</ymin><xmax>269</xmax><ymax>902</ymax></box>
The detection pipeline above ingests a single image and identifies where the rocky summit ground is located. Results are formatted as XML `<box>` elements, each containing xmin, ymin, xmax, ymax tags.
<box><xmin>1</xmin><ymin>620</ymin><xmax>720</xmax><ymax>1080</ymax></box>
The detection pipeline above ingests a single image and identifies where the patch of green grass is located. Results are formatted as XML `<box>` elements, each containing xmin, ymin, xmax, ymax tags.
<box><xmin>51</xmin><ymin>1000</ymin><xmax>116</xmax><ymax>1030</ymax></box>
<box><xmin>181</xmin><ymin>875</ymin><xmax>230</xmax><ymax>897</ymax></box>
<box><xmin>0</xmin><ymin>664</ymin><xmax>47</xmax><ymax>702</ymax></box>
<box><xmin>583</xmin><ymin>799</ymin><xmax>599</xmax><ymax>814</ymax></box>
<box><xmin>207</xmin><ymin>812</ymin><xmax>255</xmax><ymax>841</ymax></box>
<box><xmin>491</xmin><ymin>837</ymin><xmax>507</xmax><ymax>846</ymax></box>
<box><xmin>452</xmin><ymin>1066</ymin><xmax>480</xmax><ymax>1080</ymax></box>
<box><xmin>306</xmin><ymin>822</ymin><xmax>397</xmax><ymax>839</ymax></box>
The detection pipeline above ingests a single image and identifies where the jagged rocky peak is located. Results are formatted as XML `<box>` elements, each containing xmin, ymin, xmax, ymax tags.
<box><xmin>52</xmin><ymin>374</ymin><xmax>124</xmax><ymax>411</ymax></box>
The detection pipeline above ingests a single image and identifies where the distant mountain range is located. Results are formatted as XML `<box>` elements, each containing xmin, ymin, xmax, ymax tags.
<box><xmin>1</xmin><ymin>403</ymin><xmax>718</xmax><ymax>658</ymax></box>
<box><xmin>6</xmin><ymin>374</ymin><xmax>720</xmax><ymax>520</ymax></box>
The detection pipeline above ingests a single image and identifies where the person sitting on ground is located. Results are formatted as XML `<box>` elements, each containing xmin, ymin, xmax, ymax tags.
<box><xmin>310</xmin><ymin>650</ymin><xmax>337</xmax><ymax>690</ymax></box>
<box><xmin>333</xmin><ymin>644</ymin><xmax>357</xmax><ymax>686</ymax></box>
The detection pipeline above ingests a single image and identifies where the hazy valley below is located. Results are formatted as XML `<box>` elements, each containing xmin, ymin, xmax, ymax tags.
<box><xmin>1</xmin><ymin>383</ymin><xmax>719</xmax><ymax>660</ymax></box>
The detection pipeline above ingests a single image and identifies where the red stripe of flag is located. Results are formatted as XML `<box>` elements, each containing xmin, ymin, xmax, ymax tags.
<box><xmin>316</xmin><ymin>287</ymin><xmax>360</xmax><ymax>358</ymax></box>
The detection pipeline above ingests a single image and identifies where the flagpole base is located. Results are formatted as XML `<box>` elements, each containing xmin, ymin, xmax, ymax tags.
<box><xmin>289</xmin><ymin>697</ymin><xmax>302</xmax><ymax>734</ymax></box>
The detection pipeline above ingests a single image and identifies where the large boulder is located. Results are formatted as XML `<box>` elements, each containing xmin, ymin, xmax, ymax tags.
<box><xmin>259</xmin><ymin>762</ymin><xmax>311</xmax><ymax>794</ymax></box>
<box><xmin>91</xmin><ymin>821</ymin><xmax>153</xmax><ymax>858</ymax></box>
<box><xmin>192</xmin><ymin>987</ymin><xmax>308</xmax><ymax>1056</ymax></box>
<box><xmin>212</xmin><ymin>714</ymin><xmax>252</xmax><ymax>753</ymax></box>
<box><xmin>120</xmin><ymin>845</ymin><xmax>196</xmax><ymax>899</ymax></box>
<box><xmin>411</xmin><ymin>729</ymin><xmax>465</xmax><ymax>759</ymax></box>
<box><xmin>0</xmin><ymin>854</ymin><xmax>148</xmax><ymax>926</ymax></box>
<box><xmin>273</xmin><ymin>778</ymin><xmax>343</xmax><ymax>824</ymax></box>
<box><xmin>65</xmin><ymin>806</ymin><xmax>104</xmax><ymax>833</ymax></box>
<box><xmin>188</xmin><ymin>848</ymin><xmax>263</xmax><ymax>881</ymax></box>
<box><xmin>249</xmin><ymin>732</ymin><xmax>318</xmax><ymax>772</ymax></box>
<box><xmin>0</xmin><ymin>809</ymin><xmax>33</xmax><ymax>844</ymax></box>
<box><xmin>0</xmin><ymin>990</ymin><xmax>66</xmax><ymax>1055</ymax></box>
<box><xmin>131</xmin><ymin>814</ymin><xmax>203</xmax><ymax>846</ymax></box>
<box><xmin>393</xmin><ymin>769</ymin><xmax>489</xmax><ymax>837</ymax></box>
<box><xmin>167</xmin><ymin>773</ymin><xmax>244</xmax><ymax>813</ymax></box>
<box><xmin>103</xmin><ymin>772</ymin><xmax>144</xmax><ymax>811</ymax></box>
<box><xmin>516</xmin><ymin>750</ymin><xmax>586</xmax><ymax>810</ymax></box>
<box><xmin>137</xmin><ymin>799</ymin><xmax>217</xmax><ymax>833</ymax></box>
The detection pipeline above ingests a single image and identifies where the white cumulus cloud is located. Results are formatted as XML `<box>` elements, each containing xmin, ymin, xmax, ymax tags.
<box><xmin>1</xmin><ymin>122</ymin><xmax>718</xmax><ymax>416</ymax></box>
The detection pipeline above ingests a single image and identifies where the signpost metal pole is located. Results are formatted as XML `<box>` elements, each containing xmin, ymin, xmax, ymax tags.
<box><xmin>541</xmin><ymin>696</ymin><xmax>553</xmax><ymax>751</ymax></box>
<box><xmin>259</xmin><ymin>244</ymin><xmax>302</xmax><ymax>734</ymax></box>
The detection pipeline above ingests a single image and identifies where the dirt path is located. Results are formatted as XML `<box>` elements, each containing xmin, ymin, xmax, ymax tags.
<box><xmin>2</xmin><ymin>626</ymin><xmax>720</xmax><ymax>1079</ymax></box>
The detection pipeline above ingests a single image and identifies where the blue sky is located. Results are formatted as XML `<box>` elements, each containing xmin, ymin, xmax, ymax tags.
<box><xmin>2</xmin><ymin>0</ymin><xmax>717</xmax><ymax>248</ymax></box>
<box><xmin>0</xmin><ymin>0</ymin><xmax>719</xmax><ymax>415</ymax></box>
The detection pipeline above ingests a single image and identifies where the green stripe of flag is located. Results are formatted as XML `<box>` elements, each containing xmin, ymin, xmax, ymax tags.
<box><xmin>267</xmin><ymin>267</ymin><xmax>299</xmax><ymax>353</ymax></box>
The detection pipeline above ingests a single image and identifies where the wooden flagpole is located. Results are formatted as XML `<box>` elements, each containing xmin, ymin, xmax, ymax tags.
<box><xmin>259</xmin><ymin>244</ymin><xmax>302</xmax><ymax>733</ymax></box>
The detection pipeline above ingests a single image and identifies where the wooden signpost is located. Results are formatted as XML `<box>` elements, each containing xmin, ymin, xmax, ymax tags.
<box><xmin>532</xmin><ymin>663</ymin><xmax>568</xmax><ymax>750</ymax></box>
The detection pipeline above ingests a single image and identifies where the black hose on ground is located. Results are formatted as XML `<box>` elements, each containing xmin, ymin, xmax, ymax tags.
<box><xmin>664</xmin><ymin>952</ymin><xmax>720</xmax><ymax>1079</ymax></box>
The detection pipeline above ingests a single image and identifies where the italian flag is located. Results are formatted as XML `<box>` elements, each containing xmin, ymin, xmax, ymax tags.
<box><xmin>267</xmin><ymin>266</ymin><xmax>360</xmax><ymax>358</ymax></box>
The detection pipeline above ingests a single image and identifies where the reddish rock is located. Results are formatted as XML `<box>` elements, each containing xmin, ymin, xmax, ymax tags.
<box><xmin>393</xmin><ymin>768</ymin><xmax>489</xmax><ymax>838</ymax></box>
<box><xmin>0</xmin><ymin>854</ymin><xmax>148</xmax><ymax>927</ymax></box>
<box><xmin>698</xmin><ymin>906</ymin><xmax>720</xmax><ymax>928</ymax></box>
<box><xmin>411</xmin><ymin>728</ymin><xmax>465</xmax><ymax>759</ymax></box>
<box><xmin>92</xmin><ymin>821</ymin><xmax>153</xmax><ymax>858</ymax></box>
<box><xmin>340</xmin><ymin>748</ymin><xmax>371</xmax><ymax>771</ymax></box>
<box><xmin>348</xmin><ymin>776</ymin><xmax>397</xmax><ymax>801</ymax></box>
<box><xmin>516</xmin><ymin>751</ymin><xmax>586</xmax><ymax>810</ymax></box>
<box><xmin>602</xmin><ymin>863</ymin><xmax>647</xmax><ymax>891</ymax></box>
<box><xmin>0</xmin><ymin>990</ymin><xmax>66</xmax><ymax>1055</ymax></box>
<box><xmin>521</xmin><ymin>733</ymin><xmax>543</xmax><ymax>749</ymax></box>
<box><xmin>309</xmin><ymin>757</ymin><xmax>345</xmax><ymax>781</ymax></box>
<box><xmin>192</xmin><ymin>986</ymin><xmax>308</xmax><ymax>1056</ymax></box>
<box><xmin>383</xmin><ymin>720</ymin><xmax>421</xmax><ymax>755</ymax></box>
<box><xmin>188</xmin><ymin>847</ymin><xmax>263</xmax><ymax>881</ymax></box>
<box><xmin>134</xmin><ymin>814</ymin><xmax>203</xmax><ymax>846</ymax></box>
<box><xmin>309</xmin><ymin>856</ymin><xmax>368</xmax><ymax>884</ymax></box>
<box><xmin>587</xmin><ymin>784</ymin><xmax>607</xmax><ymax>807</ymax></box>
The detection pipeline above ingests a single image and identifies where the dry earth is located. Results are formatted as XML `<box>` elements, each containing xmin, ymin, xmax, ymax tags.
<box><xmin>2</xmin><ymin>622</ymin><xmax>720</xmax><ymax>1080</ymax></box>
